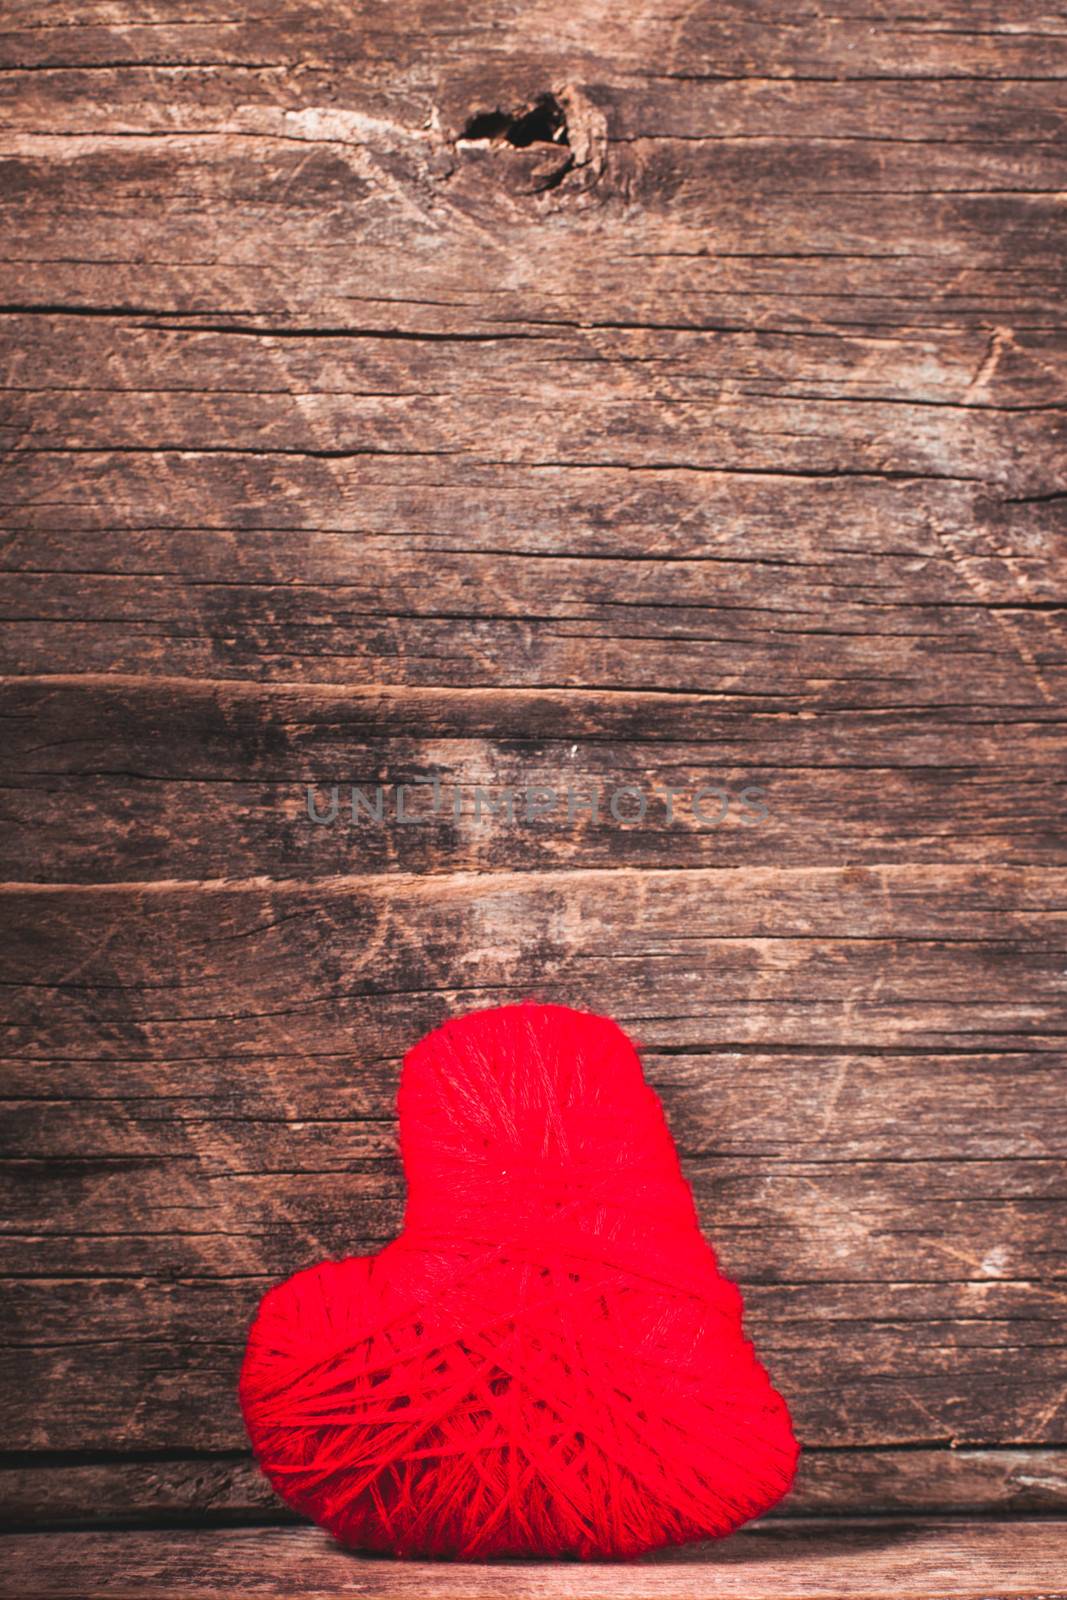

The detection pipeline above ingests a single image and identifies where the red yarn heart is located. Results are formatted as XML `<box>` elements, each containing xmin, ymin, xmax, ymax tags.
<box><xmin>239</xmin><ymin>1002</ymin><xmax>799</xmax><ymax>1559</ymax></box>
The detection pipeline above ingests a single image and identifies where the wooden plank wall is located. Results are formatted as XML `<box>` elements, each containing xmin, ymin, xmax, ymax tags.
<box><xmin>1</xmin><ymin>0</ymin><xmax>1065</xmax><ymax>1532</ymax></box>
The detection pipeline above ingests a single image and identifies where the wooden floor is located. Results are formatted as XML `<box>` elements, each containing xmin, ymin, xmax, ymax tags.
<box><xmin>4</xmin><ymin>1523</ymin><xmax>1067</xmax><ymax>1600</ymax></box>
<box><xmin>1</xmin><ymin>0</ymin><xmax>1066</xmax><ymax>1595</ymax></box>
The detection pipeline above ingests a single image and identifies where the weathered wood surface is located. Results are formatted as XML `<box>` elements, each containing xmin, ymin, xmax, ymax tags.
<box><xmin>1</xmin><ymin>0</ymin><xmax>1065</xmax><ymax>1539</ymax></box>
<box><xmin>3</xmin><ymin>1522</ymin><xmax>1067</xmax><ymax>1600</ymax></box>
<box><xmin>3</xmin><ymin>678</ymin><xmax>1067</xmax><ymax>880</ymax></box>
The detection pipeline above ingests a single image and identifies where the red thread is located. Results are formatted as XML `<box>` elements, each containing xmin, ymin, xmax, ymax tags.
<box><xmin>239</xmin><ymin>1002</ymin><xmax>799</xmax><ymax>1559</ymax></box>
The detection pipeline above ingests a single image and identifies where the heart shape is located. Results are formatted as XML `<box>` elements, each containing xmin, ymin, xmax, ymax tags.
<box><xmin>239</xmin><ymin>1002</ymin><xmax>799</xmax><ymax>1559</ymax></box>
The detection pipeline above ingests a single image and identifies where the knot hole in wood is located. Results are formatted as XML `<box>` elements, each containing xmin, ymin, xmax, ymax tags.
<box><xmin>461</xmin><ymin>92</ymin><xmax>570</xmax><ymax>151</ymax></box>
<box><xmin>453</xmin><ymin>86</ymin><xmax>606</xmax><ymax>196</ymax></box>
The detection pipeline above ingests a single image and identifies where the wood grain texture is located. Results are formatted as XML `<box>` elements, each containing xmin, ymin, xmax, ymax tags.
<box><xmin>1</xmin><ymin>0</ymin><xmax>1065</xmax><ymax>1545</ymax></box>
<box><xmin>2</xmin><ymin>1522</ymin><xmax>1066</xmax><ymax>1600</ymax></box>
<box><xmin>7</xmin><ymin>1449</ymin><xmax>1067</xmax><ymax>1532</ymax></box>
<box><xmin>3</xmin><ymin>677</ymin><xmax>1067</xmax><ymax>880</ymax></box>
